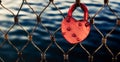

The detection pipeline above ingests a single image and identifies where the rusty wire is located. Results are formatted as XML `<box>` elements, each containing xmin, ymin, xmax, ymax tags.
<box><xmin>0</xmin><ymin>57</ymin><xmax>4</xmax><ymax>62</ymax></box>
<box><xmin>0</xmin><ymin>0</ymin><xmax>120</xmax><ymax>62</ymax></box>
<box><xmin>79</xmin><ymin>0</ymin><xmax>120</xmax><ymax>62</ymax></box>
<box><xmin>0</xmin><ymin>0</ymin><xmax>30</xmax><ymax>62</ymax></box>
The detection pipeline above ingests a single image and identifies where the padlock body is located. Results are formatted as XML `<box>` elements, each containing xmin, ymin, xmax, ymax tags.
<box><xmin>61</xmin><ymin>17</ymin><xmax>90</xmax><ymax>44</ymax></box>
<box><xmin>61</xmin><ymin>3</ymin><xmax>90</xmax><ymax>44</ymax></box>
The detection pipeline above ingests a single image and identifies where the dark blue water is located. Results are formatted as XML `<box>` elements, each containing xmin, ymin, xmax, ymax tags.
<box><xmin>0</xmin><ymin>0</ymin><xmax>120</xmax><ymax>62</ymax></box>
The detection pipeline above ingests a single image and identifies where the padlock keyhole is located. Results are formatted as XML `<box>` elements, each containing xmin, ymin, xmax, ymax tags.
<box><xmin>73</xmin><ymin>7</ymin><xmax>84</xmax><ymax>21</ymax></box>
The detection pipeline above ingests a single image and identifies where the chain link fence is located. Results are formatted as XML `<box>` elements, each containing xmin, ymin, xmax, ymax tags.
<box><xmin>0</xmin><ymin>0</ymin><xmax>120</xmax><ymax>62</ymax></box>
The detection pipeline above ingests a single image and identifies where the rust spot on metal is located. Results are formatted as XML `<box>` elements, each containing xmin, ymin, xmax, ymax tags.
<box><xmin>72</xmin><ymin>33</ymin><xmax>77</xmax><ymax>37</ymax></box>
<box><xmin>37</xmin><ymin>16</ymin><xmax>41</xmax><ymax>23</ymax></box>
<box><xmin>66</xmin><ymin>17</ymin><xmax>71</xmax><ymax>22</ymax></box>
<box><xmin>90</xmin><ymin>19</ymin><xmax>94</xmax><ymax>24</ymax></box>
<box><xmin>116</xmin><ymin>19</ymin><xmax>120</xmax><ymax>25</ymax></box>
<box><xmin>4</xmin><ymin>34</ymin><xmax>8</xmax><ymax>40</ymax></box>
<box><xmin>28</xmin><ymin>35</ymin><xmax>32</xmax><ymax>41</ymax></box>
<box><xmin>78</xmin><ymin>22</ymin><xmax>82</xmax><ymax>26</ymax></box>
<box><xmin>85</xmin><ymin>22</ymin><xmax>90</xmax><ymax>27</ymax></box>
<box><xmin>76</xmin><ymin>38</ymin><xmax>80</xmax><ymax>41</ymax></box>
<box><xmin>66</xmin><ymin>27</ymin><xmax>71</xmax><ymax>31</ymax></box>
<box><xmin>14</xmin><ymin>16</ymin><xmax>18</xmax><ymax>24</ymax></box>
<box><xmin>62</xmin><ymin>32</ymin><xmax>66</xmax><ymax>35</ymax></box>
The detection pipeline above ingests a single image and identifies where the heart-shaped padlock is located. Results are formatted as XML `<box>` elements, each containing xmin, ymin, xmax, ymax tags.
<box><xmin>61</xmin><ymin>3</ymin><xmax>90</xmax><ymax>44</ymax></box>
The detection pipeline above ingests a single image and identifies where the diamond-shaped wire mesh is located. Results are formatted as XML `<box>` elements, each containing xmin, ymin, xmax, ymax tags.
<box><xmin>0</xmin><ymin>0</ymin><xmax>120</xmax><ymax>62</ymax></box>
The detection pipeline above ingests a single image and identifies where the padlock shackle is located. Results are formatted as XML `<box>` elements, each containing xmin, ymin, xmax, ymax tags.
<box><xmin>67</xmin><ymin>3</ymin><xmax>88</xmax><ymax>21</ymax></box>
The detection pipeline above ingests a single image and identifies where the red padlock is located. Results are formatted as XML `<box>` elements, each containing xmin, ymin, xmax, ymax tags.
<box><xmin>61</xmin><ymin>3</ymin><xmax>90</xmax><ymax>44</ymax></box>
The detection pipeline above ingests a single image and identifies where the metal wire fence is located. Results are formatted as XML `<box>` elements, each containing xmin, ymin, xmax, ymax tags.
<box><xmin>0</xmin><ymin>0</ymin><xmax>120</xmax><ymax>62</ymax></box>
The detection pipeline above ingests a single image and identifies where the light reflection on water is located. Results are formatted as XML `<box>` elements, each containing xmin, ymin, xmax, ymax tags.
<box><xmin>0</xmin><ymin>0</ymin><xmax>120</xmax><ymax>62</ymax></box>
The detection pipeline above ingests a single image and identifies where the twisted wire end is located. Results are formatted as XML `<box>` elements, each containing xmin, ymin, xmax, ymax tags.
<box><xmin>0</xmin><ymin>0</ymin><xmax>2</xmax><ymax>4</ymax></box>
<box><xmin>76</xmin><ymin>0</ymin><xmax>81</xmax><ymax>6</ymax></box>
<box><xmin>104</xmin><ymin>0</ymin><xmax>109</xmax><ymax>5</ymax></box>
<box><xmin>49</xmin><ymin>0</ymin><xmax>54</xmax><ymax>2</ymax></box>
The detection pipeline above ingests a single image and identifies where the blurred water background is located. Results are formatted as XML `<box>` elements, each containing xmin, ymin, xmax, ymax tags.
<box><xmin>0</xmin><ymin>0</ymin><xmax>120</xmax><ymax>62</ymax></box>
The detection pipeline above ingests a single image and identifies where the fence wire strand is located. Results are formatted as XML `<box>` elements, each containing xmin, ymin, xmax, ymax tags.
<box><xmin>0</xmin><ymin>0</ymin><xmax>120</xmax><ymax>62</ymax></box>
